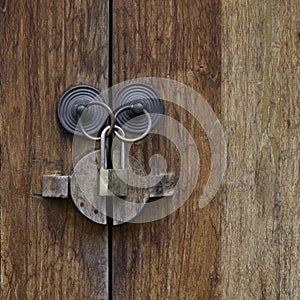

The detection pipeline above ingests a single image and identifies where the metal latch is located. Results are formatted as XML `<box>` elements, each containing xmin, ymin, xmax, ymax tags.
<box><xmin>42</xmin><ymin>171</ymin><xmax>174</xmax><ymax>225</ymax></box>
<box><xmin>42</xmin><ymin>84</ymin><xmax>174</xmax><ymax>225</ymax></box>
<box><xmin>42</xmin><ymin>174</ymin><xmax>174</xmax><ymax>200</ymax></box>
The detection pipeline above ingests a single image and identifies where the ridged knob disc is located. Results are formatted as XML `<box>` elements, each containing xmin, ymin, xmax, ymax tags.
<box><xmin>114</xmin><ymin>84</ymin><xmax>164</xmax><ymax>133</ymax></box>
<box><xmin>57</xmin><ymin>86</ymin><xmax>108</xmax><ymax>136</ymax></box>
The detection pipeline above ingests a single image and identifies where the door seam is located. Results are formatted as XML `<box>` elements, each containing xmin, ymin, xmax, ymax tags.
<box><xmin>107</xmin><ymin>0</ymin><xmax>114</xmax><ymax>299</ymax></box>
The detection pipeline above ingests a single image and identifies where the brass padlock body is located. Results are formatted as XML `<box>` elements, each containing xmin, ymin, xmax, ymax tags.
<box><xmin>99</xmin><ymin>169</ymin><xmax>128</xmax><ymax>197</ymax></box>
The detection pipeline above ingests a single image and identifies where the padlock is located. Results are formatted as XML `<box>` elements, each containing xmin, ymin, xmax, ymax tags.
<box><xmin>98</xmin><ymin>125</ymin><xmax>128</xmax><ymax>197</ymax></box>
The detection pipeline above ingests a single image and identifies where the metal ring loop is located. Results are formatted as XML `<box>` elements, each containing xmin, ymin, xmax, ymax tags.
<box><xmin>114</xmin><ymin>108</ymin><xmax>152</xmax><ymax>143</ymax></box>
<box><xmin>78</xmin><ymin>101</ymin><xmax>116</xmax><ymax>140</ymax></box>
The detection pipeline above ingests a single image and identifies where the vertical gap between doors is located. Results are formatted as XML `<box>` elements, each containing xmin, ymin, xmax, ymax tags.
<box><xmin>107</xmin><ymin>0</ymin><xmax>114</xmax><ymax>299</ymax></box>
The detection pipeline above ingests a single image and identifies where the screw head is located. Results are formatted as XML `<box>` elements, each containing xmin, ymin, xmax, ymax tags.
<box><xmin>131</xmin><ymin>102</ymin><xmax>144</xmax><ymax>114</ymax></box>
<box><xmin>76</xmin><ymin>104</ymin><xmax>86</xmax><ymax>115</ymax></box>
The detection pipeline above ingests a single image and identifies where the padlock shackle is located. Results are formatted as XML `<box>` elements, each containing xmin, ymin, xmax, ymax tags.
<box><xmin>100</xmin><ymin>125</ymin><xmax>126</xmax><ymax>169</ymax></box>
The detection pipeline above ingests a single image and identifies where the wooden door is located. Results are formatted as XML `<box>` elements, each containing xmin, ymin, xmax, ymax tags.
<box><xmin>1</xmin><ymin>1</ymin><xmax>109</xmax><ymax>299</ymax></box>
<box><xmin>112</xmin><ymin>1</ymin><xmax>221</xmax><ymax>299</ymax></box>
<box><xmin>222</xmin><ymin>1</ymin><xmax>300</xmax><ymax>298</ymax></box>
<box><xmin>1</xmin><ymin>0</ymin><xmax>299</xmax><ymax>300</ymax></box>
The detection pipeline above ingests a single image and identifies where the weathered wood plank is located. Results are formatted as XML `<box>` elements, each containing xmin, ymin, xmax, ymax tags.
<box><xmin>222</xmin><ymin>0</ymin><xmax>300</xmax><ymax>298</ymax></box>
<box><xmin>113</xmin><ymin>1</ymin><xmax>221</xmax><ymax>299</ymax></box>
<box><xmin>0</xmin><ymin>1</ymin><xmax>109</xmax><ymax>298</ymax></box>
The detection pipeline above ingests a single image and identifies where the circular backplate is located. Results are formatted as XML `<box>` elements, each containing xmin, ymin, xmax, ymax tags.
<box><xmin>113</xmin><ymin>83</ymin><xmax>164</xmax><ymax>134</ymax></box>
<box><xmin>70</xmin><ymin>150</ymin><xmax>148</xmax><ymax>225</ymax></box>
<box><xmin>57</xmin><ymin>85</ymin><xmax>108</xmax><ymax>136</ymax></box>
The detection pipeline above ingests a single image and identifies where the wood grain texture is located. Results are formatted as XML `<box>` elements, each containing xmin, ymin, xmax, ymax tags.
<box><xmin>113</xmin><ymin>1</ymin><xmax>221</xmax><ymax>299</ymax></box>
<box><xmin>222</xmin><ymin>0</ymin><xmax>300</xmax><ymax>299</ymax></box>
<box><xmin>0</xmin><ymin>1</ymin><xmax>109</xmax><ymax>299</ymax></box>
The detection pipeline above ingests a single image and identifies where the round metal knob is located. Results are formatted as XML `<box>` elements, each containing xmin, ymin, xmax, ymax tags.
<box><xmin>113</xmin><ymin>83</ymin><xmax>164</xmax><ymax>134</ymax></box>
<box><xmin>57</xmin><ymin>85</ymin><xmax>108</xmax><ymax>136</ymax></box>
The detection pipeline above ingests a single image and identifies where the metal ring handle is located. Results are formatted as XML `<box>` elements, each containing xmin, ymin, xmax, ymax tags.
<box><xmin>78</xmin><ymin>101</ymin><xmax>116</xmax><ymax>140</ymax></box>
<box><xmin>114</xmin><ymin>108</ymin><xmax>152</xmax><ymax>143</ymax></box>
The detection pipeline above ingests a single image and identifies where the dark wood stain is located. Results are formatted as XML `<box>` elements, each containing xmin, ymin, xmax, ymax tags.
<box><xmin>0</xmin><ymin>0</ymin><xmax>7</xmax><ymax>12</ymax></box>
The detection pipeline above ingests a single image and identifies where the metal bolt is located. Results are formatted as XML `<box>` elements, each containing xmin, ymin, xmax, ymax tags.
<box><xmin>131</xmin><ymin>103</ymin><xmax>144</xmax><ymax>114</ymax></box>
<box><xmin>76</xmin><ymin>104</ymin><xmax>86</xmax><ymax>115</ymax></box>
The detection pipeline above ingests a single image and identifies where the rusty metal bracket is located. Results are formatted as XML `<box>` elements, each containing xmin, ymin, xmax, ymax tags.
<box><xmin>42</xmin><ymin>175</ymin><xmax>69</xmax><ymax>198</ymax></box>
<box><xmin>42</xmin><ymin>172</ymin><xmax>174</xmax><ymax>225</ymax></box>
<box><xmin>42</xmin><ymin>173</ymin><xmax>174</xmax><ymax>200</ymax></box>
